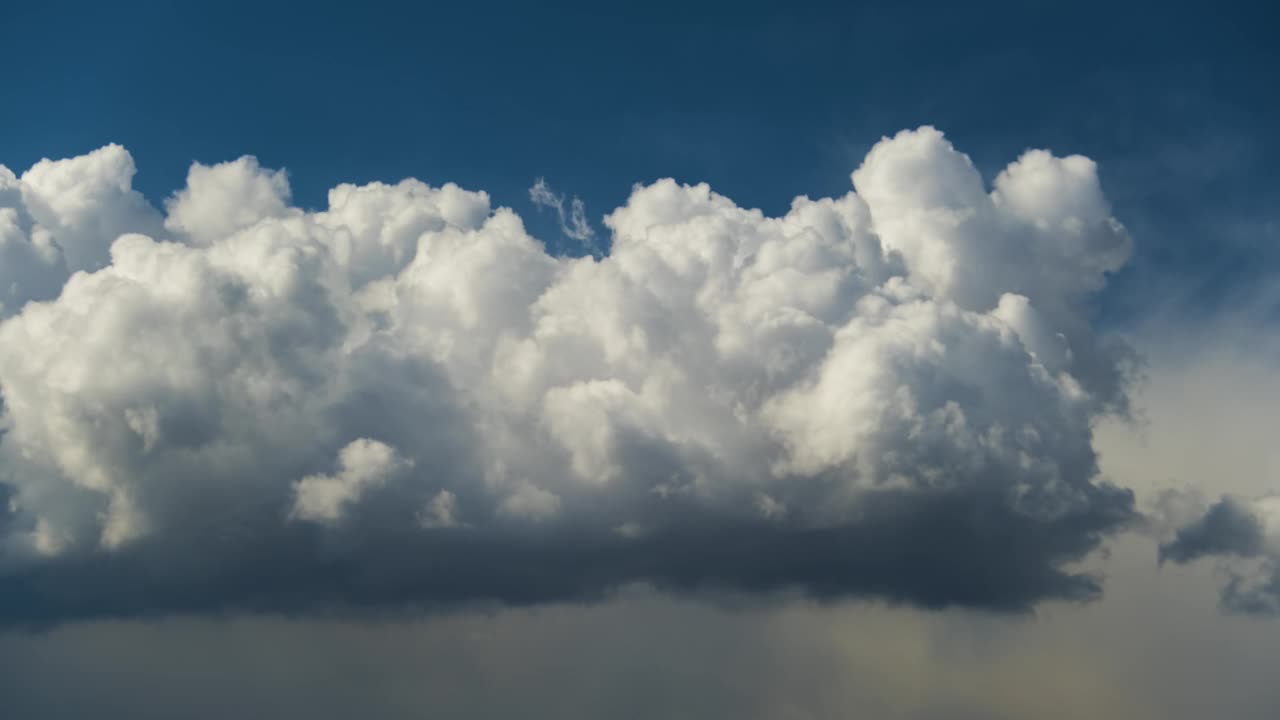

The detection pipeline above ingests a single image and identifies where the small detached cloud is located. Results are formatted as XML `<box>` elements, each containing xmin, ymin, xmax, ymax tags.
<box><xmin>0</xmin><ymin>127</ymin><xmax>1139</xmax><ymax>626</ymax></box>
<box><xmin>1159</xmin><ymin>494</ymin><xmax>1280</xmax><ymax>614</ymax></box>
<box><xmin>529</xmin><ymin>177</ymin><xmax>598</xmax><ymax>254</ymax></box>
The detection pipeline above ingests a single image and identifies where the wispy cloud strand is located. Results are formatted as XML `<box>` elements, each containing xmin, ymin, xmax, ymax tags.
<box><xmin>529</xmin><ymin>177</ymin><xmax>597</xmax><ymax>253</ymax></box>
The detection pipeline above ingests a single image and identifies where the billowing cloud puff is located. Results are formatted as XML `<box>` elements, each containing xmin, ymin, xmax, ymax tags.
<box><xmin>1160</xmin><ymin>494</ymin><xmax>1280</xmax><ymax>614</ymax></box>
<box><xmin>164</xmin><ymin>156</ymin><xmax>292</xmax><ymax>245</ymax></box>
<box><xmin>16</xmin><ymin>144</ymin><xmax>163</xmax><ymax>273</ymax></box>
<box><xmin>0</xmin><ymin>127</ymin><xmax>1138</xmax><ymax>626</ymax></box>
<box><xmin>290</xmin><ymin>439</ymin><xmax>412</xmax><ymax>523</ymax></box>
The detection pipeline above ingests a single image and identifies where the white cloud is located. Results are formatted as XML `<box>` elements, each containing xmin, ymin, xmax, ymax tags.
<box><xmin>164</xmin><ymin>156</ymin><xmax>292</xmax><ymax>245</ymax></box>
<box><xmin>0</xmin><ymin>127</ymin><xmax>1143</xmax><ymax>620</ymax></box>
<box><xmin>16</xmin><ymin>144</ymin><xmax>163</xmax><ymax>273</ymax></box>
<box><xmin>0</xmin><ymin>202</ymin><xmax>66</xmax><ymax>318</ymax></box>
<box><xmin>291</xmin><ymin>439</ymin><xmax>409</xmax><ymax>523</ymax></box>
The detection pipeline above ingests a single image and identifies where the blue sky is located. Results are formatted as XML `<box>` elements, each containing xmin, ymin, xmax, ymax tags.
<box><xmin>4</xmin><ymin>0</ymin><xmax>1276</xmax><ymax>321</ymax></box>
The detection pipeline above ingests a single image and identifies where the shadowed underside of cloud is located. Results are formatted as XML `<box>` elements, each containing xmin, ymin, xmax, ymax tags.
<box><xmin>0</xmin><ymin>486</ymin><xmax>1135</xmax><ymax>626</ymax></box>
<box><xmin>0</xmin><ymin>127</ymin><xmax>1138</xmax><ymax>625</ymax></box>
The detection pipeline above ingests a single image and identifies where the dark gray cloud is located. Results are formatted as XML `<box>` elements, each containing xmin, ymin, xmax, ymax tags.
<box><xmin>1222</xmin><ymin>571</ymin><xmax>1280</xmax><ymax>615</ymax></box>
<box><xmin>0</xmin><ymin>484</ymin><xmax>1135</xmax><ymax>627</ymax></box>
<box><xmin>1159</xmin><ymin>496</ymin><xmax>1265</xmax><ymax>564</ymax></box>
<box><xmin>1158</xmin><ymin>494</ymin><xmax>1280</xmax><ymax>615</ymax></box>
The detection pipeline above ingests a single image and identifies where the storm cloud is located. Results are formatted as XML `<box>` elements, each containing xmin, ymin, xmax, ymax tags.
<box><xmin>0</xmin><ymin>127</ymin><xmax>1138</xmax><ymax>625</ymax></box>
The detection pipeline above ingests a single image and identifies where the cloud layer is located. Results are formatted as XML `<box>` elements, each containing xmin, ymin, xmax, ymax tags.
<box><xmin>0</xmin><ymin>128</ymin><xmax>1137</xmax><ymax>625</ymax></box>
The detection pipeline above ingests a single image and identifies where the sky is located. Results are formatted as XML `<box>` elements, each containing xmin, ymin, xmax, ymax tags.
<box><xmin>1</xmin><ymin>1</ymin><xmax>1279</xmax><ymax>718</ymax></box>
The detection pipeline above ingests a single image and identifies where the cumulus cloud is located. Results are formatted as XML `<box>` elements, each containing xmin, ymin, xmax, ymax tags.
<box><xmin>1159</xmin><ymin>494</ymin><xmax>1280</xmax><ymax>614</ymax></box>
<box><xmin>0</xmin><ymin>127</ymin><xmax>1138</xmax><ymax>625</ymax></box>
